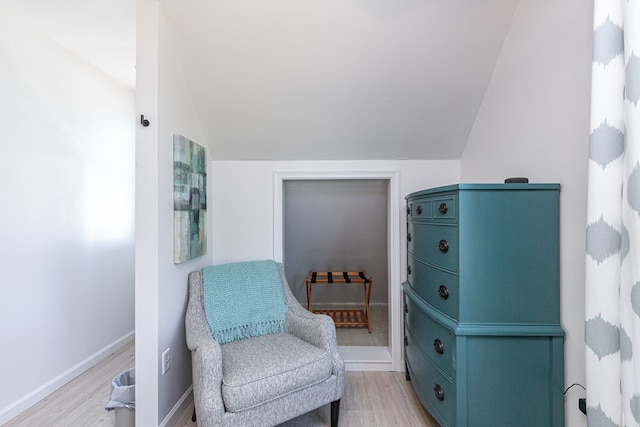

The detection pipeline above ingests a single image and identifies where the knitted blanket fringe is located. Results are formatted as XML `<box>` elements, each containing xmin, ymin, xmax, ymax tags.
<box><xmin>213</xmin><ymin>319</ymin><xmax>286</xmax><ymax>345</ymax></box>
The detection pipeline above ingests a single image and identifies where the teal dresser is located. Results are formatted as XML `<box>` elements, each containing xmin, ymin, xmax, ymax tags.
<box><xmin>403</xmin><ymin>184</ymin><xmax>564</xmax><ymax>427</ymax></box>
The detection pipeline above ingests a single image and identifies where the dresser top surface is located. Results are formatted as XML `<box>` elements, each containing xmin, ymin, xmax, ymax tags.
<box><xmin>406</xmin><ymin>183</ymin><xmax>561</xmax><ymax>199</ymax></box>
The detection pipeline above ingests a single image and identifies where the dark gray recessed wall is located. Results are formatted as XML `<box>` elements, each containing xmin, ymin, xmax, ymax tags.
<box><xmin>283</xmin><ymin>179</ymin><xmax>388</xmax><ymax>306</ymax></box>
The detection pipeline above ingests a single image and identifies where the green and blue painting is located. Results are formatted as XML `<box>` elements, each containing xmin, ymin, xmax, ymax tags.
<box><xmin>173</xmin><ymin>134</ymin><xmax>207</xmax><ymax>263</ymax></box>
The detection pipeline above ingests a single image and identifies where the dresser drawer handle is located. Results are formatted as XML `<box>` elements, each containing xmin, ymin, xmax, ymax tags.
<box><xmin>404</xmin><ymin>336</ymin><xmax>409</xmax><ymax>347</ymax></box>
<box><xmin>438</xmin><ymin>240</ymin><xmax>449</xmax><ymax>253</ymax></box>
<box><xmin>434</xmin><ymin>384</ymin><xmax>445</xmax><ymax>401</ymax></box>
<box><xmin>407</xmin><ymin>232</ymin><xmax>412</xmax><ymax>242</ymax></box>
<box><xmin>407</xmin><ymin>265</ymin><xmax>412</xmax><ymax>275</ymax></box>
<box><xmin>404</xmin><ymin>303</ymin><xmax>409</xmax><ymax>314</ymax></box>
<box><xmin>433</xmin><ymin>339</ymin><xmax>445</xmax><ymax>355</ymax></box>
<box><xmin>438</xmin><ymin>202</ymin><xmax>448</xmax><ymax>215</ymax></box>
<box><xmin>407</xmin><ymin>206</ymin><xmax>411</xmax><ymax>215</ymax></box>
<box><xmin>416</xmin><ymin>205</ymin><xmax>423</xmax><ymax>215</ymax></box>
<box><xmin>438</xmin><ymin>285</ymin><xmax>449</xmax><ymax>300</ymax></box>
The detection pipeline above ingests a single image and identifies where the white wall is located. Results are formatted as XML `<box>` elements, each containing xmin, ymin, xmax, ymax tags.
<box><xmin>460</xmin><ymin>1</ymin><xmax>593</xmax><ymax>426</ymax></box>
<box><xmin>209</xmin><ymin>160</ymin><xmax>459</xmax><ymax>271</ymax></box>
<box><xmin>0</xmin><ymin>8</ymin><xmax>135</xmax><ymax>425</ymax></box>
<box><xmin>135</xmin><ymin>1</ymin><xmax>212</xmax><ymax>424</ymax></box>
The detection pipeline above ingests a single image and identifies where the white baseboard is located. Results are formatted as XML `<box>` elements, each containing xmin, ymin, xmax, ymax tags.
<box><xmin>0</xmin><ymin>331</ymin><xmax>135</xmax><ymax>426</ymax></box>
<box><xmin>159</xmin><ymin>386</ymin><xmax>193</xmax><ymax>427</ymax></box>
<box><xmin>340</xmin><ymin>345</ymin><xmax>396</xmax><ymax>371</ymax></box>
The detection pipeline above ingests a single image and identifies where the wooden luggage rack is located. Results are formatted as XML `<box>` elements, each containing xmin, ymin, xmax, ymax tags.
<box><xmin>305</xmin><ymin>270</ymin><xmax>373</xmax><ymax>332</ymax></box>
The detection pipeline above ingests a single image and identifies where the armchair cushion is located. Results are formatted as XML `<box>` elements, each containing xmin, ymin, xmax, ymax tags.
<box><xmin>221</xmin><ymin>332</ymin><xmax>332</xmax><ymax>413</ymax></box>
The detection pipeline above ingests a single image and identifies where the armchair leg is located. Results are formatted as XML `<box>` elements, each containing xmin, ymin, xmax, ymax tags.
<box><xmin>191</xmin><ymin>407</ymin><xmax>197</xmax><ymax>422</ymax></box>
<box><xmin>331</xmin><ymin>399</ymin><xmax>341</xmax><ymax>427</ymax></box>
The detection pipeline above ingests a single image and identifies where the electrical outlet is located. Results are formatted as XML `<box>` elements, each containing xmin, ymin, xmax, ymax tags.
<box><xmin>162</xmin><ymin>348</ymin><xmax>171</xmax><ymax>375</ymax></box>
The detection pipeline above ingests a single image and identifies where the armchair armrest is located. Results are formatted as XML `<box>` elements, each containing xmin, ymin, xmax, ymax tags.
<box><xmin>285</xmin><ymin>304</ymin><xmax>337</xmax><ymax>350</ymax></box>
<box><xmin>283</xmin><ymin>286</ymin><xmax>345</xmax><ymax>402</ymax></box>
<box><xmin>278</xmin><ymin>265</ymin><xmax>339</xmax><ymax>348</ymax></box>
<box><xmin>278</xmin><ymin>266</ymin><xmax>344</xmax><ymax>383</ymax></box>
<box><xmin>186</xmin><ymin>271</ymin><xmax>225</xmax><ymax>423</ymax></box>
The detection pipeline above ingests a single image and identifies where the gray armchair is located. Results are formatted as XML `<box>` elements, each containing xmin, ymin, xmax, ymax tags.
<box><xmin>186</xmin><ymin>261</ymin><xmax>345</xmax><ymax>427</ymax></box>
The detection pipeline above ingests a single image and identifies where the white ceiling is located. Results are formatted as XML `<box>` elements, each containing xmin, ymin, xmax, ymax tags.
<box><xmin>4</xmin><ymin>0</ymin><xmax>521</xmax><ymax>160</ymax></box>
<box><xmin>161</xmin><ymin>0</ymin><xmax>519</xmax><ymax>160</ymax></box>
<box><xmin>2</xmin><ymin>0</ymin><xmax>136</xmax><ymax>89</ymax></box>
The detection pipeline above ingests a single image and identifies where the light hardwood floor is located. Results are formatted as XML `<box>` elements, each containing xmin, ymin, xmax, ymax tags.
<box><xmin>4</xmin><ymin>340</ymin><xmax>135</xmax><ymax>427</ymax></box>
<box><xmin>4</xmin><ymin>339</ymin><xmax>439</xmax><ymax>427</ymax></box>
<box><xmin>275</xmin><ymin>371</ymin><xmax>439</xmax><ymax>427</ymax></box>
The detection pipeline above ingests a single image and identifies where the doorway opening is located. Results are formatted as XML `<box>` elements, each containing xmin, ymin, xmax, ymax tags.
<box><xmin>273</xmin><ymin>170</ymin><xmax>402</xmax><ymax>371</ymax></box>
<box><xmin>283</xmin><ymin>179</ymin><xmax>388</xmax><ymax>347</ymax></box>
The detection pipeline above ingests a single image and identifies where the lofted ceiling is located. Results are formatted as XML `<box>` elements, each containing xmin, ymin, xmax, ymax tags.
<box><xmin>4</xmin><ymin>0</ymin><xmax>521</xmax><ymax>160</ymax></box>
<box><xmin>160</xmin><ymin>0</ymin><xmax>519</xmax><ymax>160</ymax></box>
<box><xmin>1</xmin><ymin>0</ymin><xmax>136</xmax><ymax>89</ymax></box>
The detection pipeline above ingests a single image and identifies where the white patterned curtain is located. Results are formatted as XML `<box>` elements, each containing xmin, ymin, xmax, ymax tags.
<box><xmin>585</xmin><ymin>0</ymin><xmax>640</xmax><ymax>425</ymax></box>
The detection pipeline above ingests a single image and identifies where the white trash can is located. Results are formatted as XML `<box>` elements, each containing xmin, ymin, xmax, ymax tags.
<box><xmin>105</xmin><ymin>369</ymin><xmax>135</xmax><ymax>427</ymax></box>
<box><xmin>114</xmin><ymin>407</ymin><xmax>135</xmax><ymax>427</ymax></box>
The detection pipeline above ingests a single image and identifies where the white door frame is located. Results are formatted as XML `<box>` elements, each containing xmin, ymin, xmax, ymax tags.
<box><xmin>273</xmin><ymin>170</ymin><xmax>402</xmax><ymax>371</ymax></box>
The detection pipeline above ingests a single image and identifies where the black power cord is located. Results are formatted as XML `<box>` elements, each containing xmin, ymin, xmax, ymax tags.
<box><xmin>563</xmin><ymin>383</ymin><xmax>586</xmax><ymax>394</ymax></box>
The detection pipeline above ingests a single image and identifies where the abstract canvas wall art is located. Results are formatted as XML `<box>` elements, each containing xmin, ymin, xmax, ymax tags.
<box><xmin>173</xmin><ymin>134</ymin><xmax>207</xmax><ymax>263</ymax></box>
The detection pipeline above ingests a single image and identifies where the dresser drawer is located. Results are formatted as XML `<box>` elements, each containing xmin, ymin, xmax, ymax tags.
<box><xmin>407</xmin><ymin>223</ymin><xmax>458</xmax><ymax>272</ymax></box>
<box><xmin>407</xmin><ymin>256</ymin><xmax>459</xmax><ymax>319</ymax></box>
<box><xmin>405</xmin><ymin>327</ymin><xmax>456</xmax><ymax>426</ymax></box>
<box><xmin>407</xmin><ymin>197</ymin><xmax>433</xmax><ymax>221</ymax></box>
<box><xmin>431</xmin><ymin>195</ymin><xmax>457</xmax><ymax>222</ymax></box>
<box><xmin>405</xmin><ymin>294</ymin><xmax>455</xmax><ymax>377</ymax></box>
<box><xmin>407</xmin><ymin>194</ymin><xmax>457</xmax><ymax>223</ymax></box>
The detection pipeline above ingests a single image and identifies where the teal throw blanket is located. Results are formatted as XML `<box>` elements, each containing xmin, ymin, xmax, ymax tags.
<box><xmin>202</xmin><ymin>260</ymin><xmax>288</xmax><ymax>345</ymax></box>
